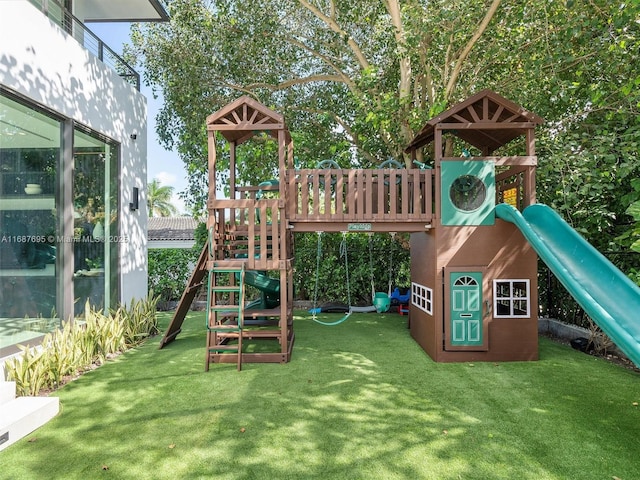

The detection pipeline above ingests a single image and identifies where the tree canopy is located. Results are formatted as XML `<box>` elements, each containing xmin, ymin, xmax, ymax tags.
<box><xmin>128</xmin><ymin>0</ymin><xmax>640</xmax><ymax>264</ymax></box>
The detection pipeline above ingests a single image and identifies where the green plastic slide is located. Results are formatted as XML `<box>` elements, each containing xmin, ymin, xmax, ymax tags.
<box><xmin>244</xmin><ymin>270</ymin><xmax>280</xmax><ymax>296</ymax></box>
<box><xmin>496</xmin><ymin>203</ymin><xmax>640</xmax><ymax>367</ymax></box>
<box><xmin>233</xmin><ymin>253</ymin><xmax>280</xmax><ymax>309</ymax></box>
<box><xmin>243</xmin><ymin>270</ymin><xmax>280</xmax><ymax>310</ymax></box>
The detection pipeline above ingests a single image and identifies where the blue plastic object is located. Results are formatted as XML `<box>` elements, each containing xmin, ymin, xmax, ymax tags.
<box><xmin>390</xmin><ymin>287</ymin><xmax>410</xmax><ymax>304</ymax></box>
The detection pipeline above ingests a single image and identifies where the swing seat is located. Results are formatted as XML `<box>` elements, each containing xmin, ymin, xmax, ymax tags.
<box><xmin>373</xmin><ymin>292</ymin><xmax>391</xmax><ymax>313</ymax></box>
<box><xmin>349</xmin><ymin>305</ymin><xmax>377</xmax><ymax>313</ymax></box>
<box><xmin>309</xmin><ymin>302</ymin><xmax>350</xmax><ymax>314</ymax></box>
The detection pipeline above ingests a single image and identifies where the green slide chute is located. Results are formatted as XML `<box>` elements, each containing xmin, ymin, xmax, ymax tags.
<box><xmin>496</xmin><ymin>203</ymin><xmax>640</xmax><ymax>368</ymax></box>
<box><xmin>243</xmin><ymin>270</ymin><xmax>280</xmax><ymax>310</ymax></box>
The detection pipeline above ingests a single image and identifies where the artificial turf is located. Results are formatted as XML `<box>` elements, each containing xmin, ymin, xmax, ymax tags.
<box><xmin>1</xmin><ymin>311</ymin><xmax>639</xmax><ymax>480</ymax></box>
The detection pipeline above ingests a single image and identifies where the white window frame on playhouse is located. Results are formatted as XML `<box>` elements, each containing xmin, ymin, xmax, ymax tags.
<box><xmin>493</xmin><ymin>279</ymin><xmax>530</xmax><ymax>318</ymax></box>
<box><xmin>411</xmin><ymin>282</ymin><xmax>433</xmax><ymax>315</ymax></box>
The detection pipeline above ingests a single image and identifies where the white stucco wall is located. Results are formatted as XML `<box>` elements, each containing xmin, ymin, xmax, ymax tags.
<box><xmin>0</xmin><ymin>0</ymin><xmax>148</xmax><ymax>305</ymax></box>
<box><xmin>148</xmin><ymin>240</ymin><xmax>196</xmax><ymax>249</ymax></box>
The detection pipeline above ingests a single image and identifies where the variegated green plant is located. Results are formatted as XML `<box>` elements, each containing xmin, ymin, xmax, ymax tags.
<box><xmin>5</xmin><ymin>345</ymin><xmax>47</xmax><ymax>397</ymax></box>
<box><xmin>5</xmin><ymin>294</ymin><xmax>160</xmax><ymax>397</ymax></box>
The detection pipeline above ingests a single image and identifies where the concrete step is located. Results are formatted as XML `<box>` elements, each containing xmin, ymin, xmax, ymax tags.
<box><xmin>0</xmin><ymin>381</ymin><xmax>16</xmax><ymax>406</ymax></box>
<box><xmin>0</xmin><ymin>391</ymin><xmax>59</xmax><ymax>451</ymax></box>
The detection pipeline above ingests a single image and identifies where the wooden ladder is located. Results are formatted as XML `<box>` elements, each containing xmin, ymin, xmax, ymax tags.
<box><xmin>205</xmin><ymin>264</ymin><xmax>246</xmax><ymax>371</ymax></box>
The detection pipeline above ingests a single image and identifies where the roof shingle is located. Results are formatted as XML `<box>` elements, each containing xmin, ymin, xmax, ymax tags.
<box><xmin>148</xmin><ymin>217</ymin><xmax>197</xmax><ymax>241</ymax></box>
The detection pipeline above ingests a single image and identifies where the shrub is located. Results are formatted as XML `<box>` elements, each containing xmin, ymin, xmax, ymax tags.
<box><xmin>4</xmin><ymin>294</ymin><xmax>159</xmax><ymax>397</ymax></box>
<box><xmin>627</xmin><ymin>267</ymin><xmax>640</xmax><ymax>287</ymax></box>
<box><xmin>148</xmin><ymin>248</ymin><xmax>198</xmax><ymax>303</ymax></box>
<box><xmin>116</xmin><ymin>292</ymin><xmax>160</xmax><ymax>347</ymax></box>
<box><xmin>294</xmin><ymin>232</ymin><xmax>410</xmax><ymax>305</ymax></box>
<box><xmin>5</xmin><ymin>345</ymin><xmax>47</xmax><ymax>397</ymax></box>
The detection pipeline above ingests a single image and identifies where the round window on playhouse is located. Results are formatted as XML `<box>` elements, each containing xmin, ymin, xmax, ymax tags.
<box><xmin>449</xmin><ymin>174</ymin><xmax>487</xmax><ymax>212</ymax></box>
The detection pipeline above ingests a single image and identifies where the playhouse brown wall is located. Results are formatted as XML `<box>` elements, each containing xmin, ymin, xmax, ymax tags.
<box><xmin>409</xmin><ymin>230</ymin><xmax>438</xmax><ymax>357</ymax></box>
<box><xmin>410</xmin><ymin>220</ymin><xmax>539</xmax><ymax>362</ymax></box>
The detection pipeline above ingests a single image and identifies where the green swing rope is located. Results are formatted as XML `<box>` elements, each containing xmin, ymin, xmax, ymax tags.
<box><xmin>312</xmin><ymin>232</ymin><xmax>353</xmax><ymax>326</ymax></box>
<box><xmin>368</xmin><ymin>233</ymin><xmax>375</xmax><ymax>302</ymax></box>
<box><xmin>388</xmin><ymin>232</ymin><xmax>396</xmax><ymax>296</ymax></box>
<box><xmin>311</xmin><ymin>232</ymin><xmax>322</xmax><ymax>316</ymax></box>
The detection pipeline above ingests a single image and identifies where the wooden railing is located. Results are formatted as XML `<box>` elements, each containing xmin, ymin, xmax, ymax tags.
<box><xmin>285</xmin><ymin>168</ymin><xmax>433</xmax><ymax>230</ymax></box>
<box><xmin>209</xmin><ymin>169</ymin><xmax>434</xmax><ymax>263</ymax></box>
<box><xmin>207</xmin><ymin>199</ymin><xmax>289</xmax><ymax>271</ymax></box>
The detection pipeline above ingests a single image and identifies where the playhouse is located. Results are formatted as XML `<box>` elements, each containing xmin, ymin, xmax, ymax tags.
<box><xmin>160</xmin><ymin>89</ymin><xmax>546</xmax><ymax>368</ymax></box>
<box><xmin>404</xmin><ymin>90</ymin><xmax>544</xmax><ymax>362</ymax></box>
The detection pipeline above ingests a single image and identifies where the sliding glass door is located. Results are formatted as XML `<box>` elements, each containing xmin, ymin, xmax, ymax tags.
<box><xmin>0</xmin><ymin>90</ymin><xmax>120</xmax><ymax>354</ymax></box>
<box><xmin>0</xmin><ymin>93</ymin><xmax>61</xmax><ymax>350</ymax></box>
<box><xmin>72</xmin><ymin>128</ymin><xmax>119</xmax><ymax>315</ymax></box>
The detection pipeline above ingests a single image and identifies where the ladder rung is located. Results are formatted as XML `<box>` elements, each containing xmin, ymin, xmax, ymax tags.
<box><xmin>209</xmin><ymin>324</ymin><xmax>241</xmax><ymax>332</ymax></box>
<box><xmin>209</xmin><ymin>305</ymin><xmax>241</xmax><ymax>312</ymax></box>
<box><xmin>207</xmin><ymin>323</ymin><xmax>242</xmax><ymax>333</ymax></box>
<box><xmin>209</xmin><ymin>321</ymin><xmax>240</xmax><ymax>327</ymax></box>
<box><xmin>209</xmin><ymin>345</ymin><xmax>239</xmax><ymax>353</ymax></box>
<box><xmin>213</xmin><ymin>332</ymin><xmax>241</xmax><ymax>339</ymax></box>
<box><xmin>209</xmin><ymin>330</ymin><xmax>241</xmax><ymax>336</ymax></box>
<box><xmin>205</xmin><ymin>261</ymin><xmax>245</xmax><ymax>371</ymax></box>
<box><xmin>210</xmin><ymin>265</ymin><xmax>245</xmax><ymax>272</ymax></box>
<box><xmin>211</xmin><ymin>286</ymin><xmax>242</xmax><ymax>293</ymax></box>
<box><xmin>207</xmin><ymin>260</ymin><xmax>247</xmax><ymax>270</ymax></box>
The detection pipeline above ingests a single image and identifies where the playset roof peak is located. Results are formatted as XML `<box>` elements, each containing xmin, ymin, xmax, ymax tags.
<box><xmin>206</xmin><ymin>96</ymin><xmax>291</xmax><ymax>145</ymax></box>
<box><xmin>405</xmin><ymin>89</ymin><xmax>544</xmax><ymax>154</ymax></box>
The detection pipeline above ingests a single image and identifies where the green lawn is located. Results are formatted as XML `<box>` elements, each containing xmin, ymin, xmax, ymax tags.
<box><xmin>1</xmin><ymin>311</ymin><xmax>639</xmax><ymax>480</ymax></box>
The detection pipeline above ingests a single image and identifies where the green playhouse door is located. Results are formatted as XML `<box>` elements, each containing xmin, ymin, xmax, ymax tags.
<box><xmin>441</xmin><ymin>160</ymin><xmax>495</xmax><ymax>226</ymax></box>
<box><xmin>449</xmin><ymin>272</ymin><xmax>484</xmax><ymax>347</ymax></box>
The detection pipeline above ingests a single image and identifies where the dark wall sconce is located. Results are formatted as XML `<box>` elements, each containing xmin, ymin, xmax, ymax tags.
<box><xmin>130</xmin><ymin>133</ymin><xmax>137</xmax><ymax>140</ymax></box>
<box><xmin>129</xmin><ymin>186</ymin><xmax>139</xmax><ymax>211</ymax></box>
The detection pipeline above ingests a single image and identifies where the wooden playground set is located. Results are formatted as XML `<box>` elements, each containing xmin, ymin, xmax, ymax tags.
<box><xmin>159</xmin><ymin>89</ymin><xmax>546</xmax><ymax>370</ymax></box>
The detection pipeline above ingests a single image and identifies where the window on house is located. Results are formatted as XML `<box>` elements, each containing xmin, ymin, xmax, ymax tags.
<box><xmin>0</xmin><ymin>89</ymin><xmax>122</xmax><ymax>354</ymax></box>
<box><xmin>0</xmin><ymin>91</ymin><xmax>62</xmax><ymax>350</ymax></box>
<box><xmin>411</xmin><ymin>282</ymin><xmax>433</xmax><ymax>315</ymax></box>
<box><xmin>493</xmin><ymin>279</ymin><xmax>530</xmax><ymax>318</ymax></box>
<box><xmin>73</xmin><ymin>128</ymin><xmax>119</xmax><ymax>315</ymax></box>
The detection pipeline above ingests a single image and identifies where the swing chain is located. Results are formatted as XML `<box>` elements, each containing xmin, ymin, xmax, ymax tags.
<box><xmin>312</xmin><ymin>231</ymin><xmax>322</xmax><ymax>319</ymax></box>
<box><xmin>312</xmin><ymin>232</ymin><xmax>353</xmax><ymax>326</ymax></box>
<box><xmin>368</xmin><ymin>233</ymin><xmax>375</xmax><ymax>302</ymax></box>
<box><xmin>340</xmin><ymin>232</ymin><xmax>351</xmax><ymax>308</ymax></box>
<box><xmin>389</xmin><ymin>232</ymin><xmax>396</xmax><ymax>296</ymax></box>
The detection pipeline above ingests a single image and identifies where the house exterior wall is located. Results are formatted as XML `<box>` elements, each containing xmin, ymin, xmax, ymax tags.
<box><xmin>0</xmin><ymin>0</ymin><xmax>148</xmax><ymax>307</ymax></box>
<box><xmin>148</xmin><ymin>240</ymin><xmax>195</xmax><ymax>249</ymax></box>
